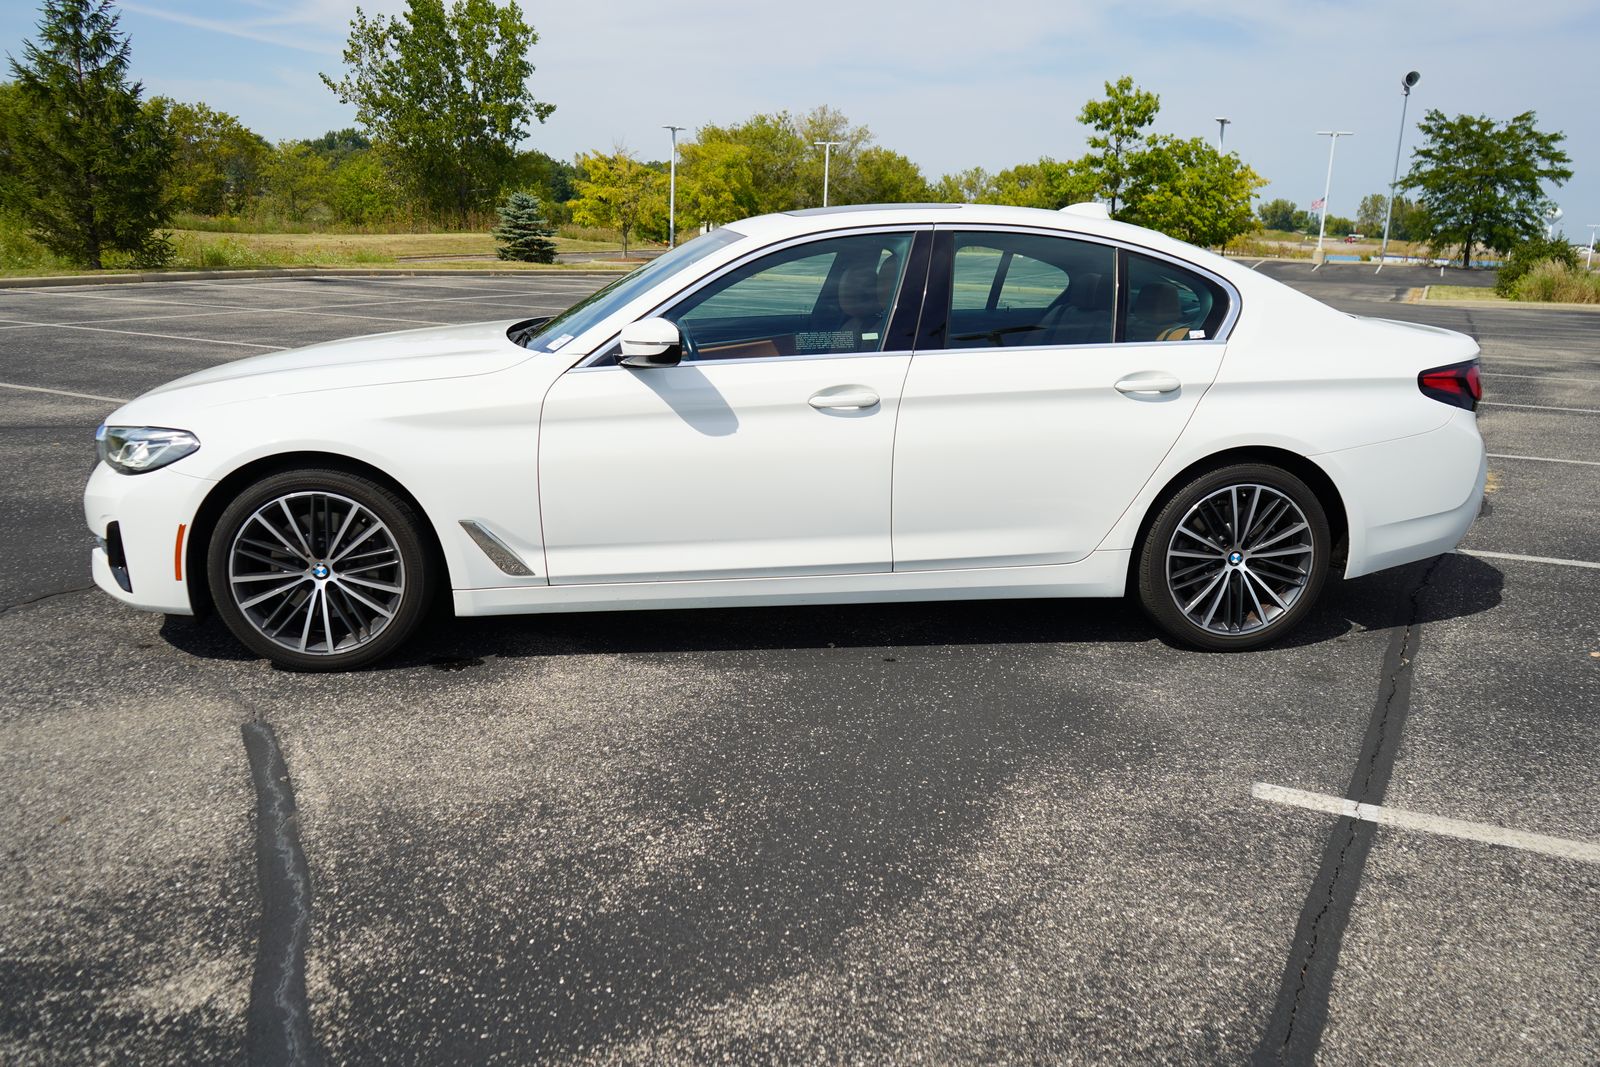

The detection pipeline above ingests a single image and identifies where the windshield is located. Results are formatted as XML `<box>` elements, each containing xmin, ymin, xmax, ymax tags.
<box><xmin>513</xmin><ymin>227</ymin><xmax>747</xmax><ymax>353</ymax></box>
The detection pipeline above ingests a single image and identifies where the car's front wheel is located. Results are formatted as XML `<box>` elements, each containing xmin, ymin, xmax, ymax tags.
<box><xmin>206</xmin><ymin>468</ymin><xmax>434</xmax><ymax>671</ymax></box>
<box><xmin>1136</xmin><ymin>463</ymin><xmax>1330</xmax><ymax>651</ymax></box>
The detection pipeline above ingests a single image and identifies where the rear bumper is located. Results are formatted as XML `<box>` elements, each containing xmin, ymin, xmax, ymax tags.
<box><xmin>1316</xmin><ymin>408</ymin><xmax>1487</xmax><ymax>579</ymax></box>
<box><xmin>83</xmin><ymin>462</ymin><xmax>215</xmax><ymax>614</ymax></box>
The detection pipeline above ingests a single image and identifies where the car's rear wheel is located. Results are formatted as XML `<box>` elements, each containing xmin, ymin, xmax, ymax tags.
<box><xmin>207</xmin><ymin>468</ymin><xmax>434</xmax><ymax>671</ymax></box>
<box><xmin>1137</xmin><ymin>463</ymin><xmax>1330</xmax><ymax>651</ymax></box>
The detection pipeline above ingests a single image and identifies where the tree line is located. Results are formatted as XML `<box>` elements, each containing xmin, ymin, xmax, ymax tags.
<box><xmin>0</xmin><ymin>0</ymin><xmax>1575</xmax><ymax>272</ymax></box>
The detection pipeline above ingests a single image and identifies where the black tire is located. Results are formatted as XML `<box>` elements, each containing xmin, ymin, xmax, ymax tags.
<box><xmin>1136</xmin><ymin>463</ymin><xmax>1330</xmax><ymax>651</ymax></box>
<box><xmin>207</xmin><ymin>468</ymin><xmax>435</xmax><ymax>671</ymax></box>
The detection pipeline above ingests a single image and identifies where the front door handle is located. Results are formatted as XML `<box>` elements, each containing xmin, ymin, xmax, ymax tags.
<box><xmin>1114</xmin><ymin>371</ymin><xmax>1182</xmax><ymax>396</ymax></box>
<box><xmin>809</xmin><ymin>387</ymin><xmax>880</xmax><ymax>411</ymax></box>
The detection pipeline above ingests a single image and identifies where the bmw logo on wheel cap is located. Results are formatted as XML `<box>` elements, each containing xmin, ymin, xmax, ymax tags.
<box><xmin>312</xmin><ymin>563</ymin><xmax>330</xmax><ymax>579</ymax></box>
<box><xmin>1228</xmin><ymin>551</ymin><xmax>1244</xmax><ymax>566</ymax></box>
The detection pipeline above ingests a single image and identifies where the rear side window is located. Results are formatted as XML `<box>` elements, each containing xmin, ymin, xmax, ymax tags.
<box><xmin>944</xmin><ymin>232</ymin><xmax>1115</xmax><ymax>348</ymax></box>
<box><xmin>1122</xmin><ymin>252</ymin><xmax>1229</xmax><ymax>342</ymax></box>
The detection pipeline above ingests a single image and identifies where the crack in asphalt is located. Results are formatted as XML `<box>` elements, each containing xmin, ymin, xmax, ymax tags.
<box><xmin>1254</xmin><ymin>555</ymin><xmax>1444</xmax><ymax>1066</ymax></box>
<box><xmin>0</xmin><ymin>583</ymin><xmax>95</xmax><ymax>619</ymax></box>
<box><xmin>242</xmin><ymin>717</ymin><xmax>320</xmax><ymax>1067</ymax></box>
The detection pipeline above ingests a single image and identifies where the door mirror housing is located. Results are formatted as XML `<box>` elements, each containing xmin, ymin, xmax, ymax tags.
<box><xmin>619</xmin><ymin>317</ymin><xmax>683</xmax><ymax>368</ymax></box>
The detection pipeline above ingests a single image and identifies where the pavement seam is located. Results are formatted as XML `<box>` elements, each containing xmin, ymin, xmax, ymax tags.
<box><xmin>1253</xmin><ymin>554</ymin><xmax>1443</xmax><ymax>1066</ymax></box>
<box><xmin>0</xmin><ymin>583</ymin><xmax>96</xmax><ymax>619</ymax></box>
<box><xmin>242</xmin><ymin>715</ymin><xmax>321</xmax><ymax>1067</ymax></box>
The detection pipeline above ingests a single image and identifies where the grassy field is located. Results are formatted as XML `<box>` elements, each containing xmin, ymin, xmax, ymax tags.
<box><xmin>0</xmin><ymin>224</ymin><xmax>642</xmax><ymax>278</ymax></box>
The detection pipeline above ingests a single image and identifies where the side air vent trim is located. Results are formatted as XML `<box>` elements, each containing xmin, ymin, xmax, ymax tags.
<box><xmin>458</xmin><ymin>520</ymin><xmax>536</xmax><ymax>576</ymax></box>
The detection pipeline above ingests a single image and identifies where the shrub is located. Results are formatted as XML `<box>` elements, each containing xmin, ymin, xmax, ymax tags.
<box><xmin>491</xmin><ymin>191</ymin><xmax>558</xmax><ymax>263</ymax></box>
<box><xmin>1511</xmin><ymin>260</ymin><xmax>1600</xmax><ymax>304</ymax></box>
<box><xmin>1495</xmin><ymin>233</ymin><xmax>1580</xmax><ymax>296</ymax></box>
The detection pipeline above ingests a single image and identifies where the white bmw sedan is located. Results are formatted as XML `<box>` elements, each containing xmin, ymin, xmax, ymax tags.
<box><xmin>85</xmin><ymin>203</ymin><xmax>1486</xmax><ymax>669</ymax></box>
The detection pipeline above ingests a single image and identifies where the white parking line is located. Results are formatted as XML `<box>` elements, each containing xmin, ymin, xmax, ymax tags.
<box><xmin>1252</xmin><ymin>783</ymin><xmax>1600</xmax><ymax>865</ymax></box>
<box><xmin>0</xmin><ymin>319</ymin><xmax>279</xmax><ymax>348</ymax></box>
<box><xmin>0</xmin><ymin>380</ymin><xmax>130</xmax><ymax>403</ymax></box>
<box><xmin>1457</xmin><ymin>548</ymin><xmax>1600</xmax><ymax>570</ymax></box>
<box><xmin>1479</xmin><ymin>401</ymin><xmax>1600</xmax><ymax>415</ymax></box>
<box><xmin>1487</xmin><ymin>453</ymin><xmax>1600</xmax><ymax>467</ymax></box>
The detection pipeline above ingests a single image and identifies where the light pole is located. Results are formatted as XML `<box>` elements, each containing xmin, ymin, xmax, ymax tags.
<box><xmin>1215</xmin><ymin>117</ymin><xmax>1231</xmax><ymax>151</ymax></box>
<box><xmin>663</xmin><ymin>125</ymin><xmax>684</xmax><ymax>248</ymax></box>
<box><xmin>1587</xmin><ymin>224</ymin><xmax>1600</xmax><ymax>270</ymax></box>
<box><xmin>1376</xmin><ymin>71</ymin><xmax>1420</xmax><ymax>273</ymax></box>
<box><xmin>814</xmin><ymin>140</ymin><xmax>843</xmax><ymax>207</ymax></box>
<box><xmin>1314</xmin><ymin>130</ymin><xmax>1354</xmax><ymax>260</ymax></box>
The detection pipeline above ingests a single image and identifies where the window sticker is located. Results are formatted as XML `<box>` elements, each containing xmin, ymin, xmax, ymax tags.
<box><xmin>862</xmin><ymin>332</ymin><xmax>879</xmax><ymax>341</ymax></box>
<box><xmin>1188</xmin><ymin>329</ymin><xmax>1207</xmax><ymax>340</ymax></box>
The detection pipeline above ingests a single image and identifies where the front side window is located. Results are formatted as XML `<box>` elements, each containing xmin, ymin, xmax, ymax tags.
<box><xmin>1122</xmin><ymin>252</ymin><xmax>1229</xmax><ymax>342</ymax></box>
<box><xmin>665</xmin><ymin>232</ymin><xmax>916</xmax><ymax>361</ymax></box>
<box><xmin>945</xmin><ymin>232</ymin><xmax>1115</xmax><ymax>349</ymax></box>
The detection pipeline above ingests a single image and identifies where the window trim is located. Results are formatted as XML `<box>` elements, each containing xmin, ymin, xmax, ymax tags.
<box><xmin>915</xmin><ymin>224</ymin><xmax>1242</xmax><ymax>354</ymax></box>
<box><xmin>574</xmin><ymin>225</ymin><xmax>935</xmax><ymax>370</ymax></box>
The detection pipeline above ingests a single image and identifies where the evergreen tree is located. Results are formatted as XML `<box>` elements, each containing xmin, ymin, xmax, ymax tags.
<box><xmin>491</xmin><ymin>191</ymin><xmax>558</xmax><ymax>263</ymax></box>
<box><xmin>7</xmin><ymin>0</ymin><xmax>173</xmax><ymax>268</ymax></box>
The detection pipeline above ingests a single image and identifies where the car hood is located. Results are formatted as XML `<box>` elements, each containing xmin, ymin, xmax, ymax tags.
<box><xmin>138</xmin><ymin>319</ymin><xmax>533</xmax><ymax>404</ymax></box>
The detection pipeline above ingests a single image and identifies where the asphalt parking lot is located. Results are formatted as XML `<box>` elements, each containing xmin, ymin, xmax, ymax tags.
<box><xmin>1</xmin><ymin>264</ymin><xmax>1596</xmax><ymax>1064</ymax></box>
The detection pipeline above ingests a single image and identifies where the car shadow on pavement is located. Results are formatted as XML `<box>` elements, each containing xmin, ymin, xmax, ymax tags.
<box><xmin>160</xmin><ymin>553</ymin><xmax>1503</xmax><ymax>668</ymax></box>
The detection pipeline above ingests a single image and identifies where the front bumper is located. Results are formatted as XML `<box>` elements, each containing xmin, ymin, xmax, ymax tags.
<box><xmin>84</xmin><ymin>461</ymin><xmax>216</xmax><ymax>614</ymax></box>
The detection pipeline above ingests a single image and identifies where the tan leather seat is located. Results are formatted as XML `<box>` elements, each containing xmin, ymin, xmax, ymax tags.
<box><xmin>1129</xmin><ymin>282</ymin><xmax>1186</xmax><ymax>342</ymax></box>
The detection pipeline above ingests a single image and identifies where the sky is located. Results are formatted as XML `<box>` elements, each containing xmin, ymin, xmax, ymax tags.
<box><xmin>3</xmin><ymin>0</ymin><xmax>1597</xmax><ymax>239</ymax></box>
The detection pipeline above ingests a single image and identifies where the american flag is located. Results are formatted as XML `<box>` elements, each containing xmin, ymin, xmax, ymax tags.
<box><xmin>1310</xmin><ymin>197</ymin><xmax>1326</xmax><ymax>210</ymax></box>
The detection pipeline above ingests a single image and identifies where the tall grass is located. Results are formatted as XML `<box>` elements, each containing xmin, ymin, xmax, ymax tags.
<box><xmin>0</xmin><ymin>215</ymin><xmax>74</xmax><ymax>273</ymax></box>
<box><xmin>1512</xmin><ymin>261</ymin><xmax>1600</xmax><ymax>304</ymax></box>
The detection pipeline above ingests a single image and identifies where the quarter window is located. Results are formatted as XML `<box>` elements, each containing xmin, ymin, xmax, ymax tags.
<box><xmin>666</xmin><ymin>232</ymin><xmax>915</xmax><ymax>360</ymax></box>
<box><xmin>1122</xmin><ymin>252</ymin><xmax>1229</xmax><ymax>342</ymax></box>
<box><xmin>945</xmin><ymin>232</ymin><xmax>1115</xmax><ymax>348</ymax></box>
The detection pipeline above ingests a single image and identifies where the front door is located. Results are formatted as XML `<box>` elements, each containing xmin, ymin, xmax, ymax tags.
<box><xmin>539</xmin><ymin>229</ymin><xmax>926</xmax><ymax>585</ymax></box>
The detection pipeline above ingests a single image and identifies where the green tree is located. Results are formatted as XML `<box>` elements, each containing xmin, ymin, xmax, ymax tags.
<box><xmin>569</xmin><ymin>150</ymin><xmax>665</xmax><ymax>257</ymax></box>
<box><xmin>1356</xmin><ymin>192</ymin><xmax>1387</xmax><ymax>236</ymax></box>
<box><xmin>329</xmin><ymin>150</ymin><xmax>399</xmax><ymax>226</ymax></box>
<box><xmin>154</xmin><ymin>98</ymin><xmax>271</xmax><ymax>216</ymax></box>
<box><xmin>1257</xmin><ymin>198</ymin><xmax>1298</xmax><ymax>231</ymax></box>
<box><xmin>1403</xmin><ymin>109</ymin><xmax>1572</xmax><ymax>267</ymax></box>
<box><xmin>932</xmin><ymin>167</ymin><xmax>995</xmax><ymax>204</ymax></box>
<box><xmin>491</xmin><ymin>190</ymin><xmax>557</xmax><ymax>262</ymax></box>
<box><xmin>1120</xmin><ymin>136</ymin><xmax>1265</xmax><ymax>246</ymax></box>
<box><xmin>676</xmin><ymin>139</ymin><xmax>756</xmax><ymax>229</ymax></box>
<box><xmin>322</xmin><ymin>0</ymin><xmax>555</xmax><ymax>226</ymax></box>
<box><xmin>978</xmin><ymin>157</ymin><xmax>1097</xmax><ymax>209</ymax></box>
<box><xmin>849</xmin><ymin>146</ymin><xmax>931</xmax><ymax>204</ymax></box>
<box><xmin>5</xmin><ymin>0</ymin><xmax>172</xmax><ymax>268</ymax></box>
<box><xmin>263</xmin><ymin>141</ymin><xmax>332</xmax><ymax>224</ymax></box>
<box><xmin>1494</xmin><ymin>232</ymin><xmax>1580</xmax><ymax>296</ymax></box>
<box><xmin>1078</xmin><ymin>75</ymin><xmax>1159</xmax><ymax>215</ymax></box>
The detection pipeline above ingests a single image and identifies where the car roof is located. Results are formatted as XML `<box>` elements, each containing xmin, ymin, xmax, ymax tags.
<box><xmin>728</xmin><ymin>202</ymin><xmax>1238</xmax><ymax>275</ymax></box>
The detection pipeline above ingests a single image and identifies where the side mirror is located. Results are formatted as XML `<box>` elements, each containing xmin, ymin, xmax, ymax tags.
<box><xmin>619</xmin><ymin>317</ymin><xmax>683</xmax><ymax>368</ymax></box>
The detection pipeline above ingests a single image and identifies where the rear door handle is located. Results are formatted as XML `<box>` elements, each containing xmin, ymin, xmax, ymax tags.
<box><xmin>809</xmin><ymin>387</ymin><xmax>880</xmax><ymax>410</ymax></box>
<box><xmin>1114</xmin><ymin>372</ymin><xmax>1182</xmax><ymax>396</ymax></box>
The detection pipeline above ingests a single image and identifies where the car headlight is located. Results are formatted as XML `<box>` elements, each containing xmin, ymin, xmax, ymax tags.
<box><xmin>96</xmin><ymin>425</ymin><xmax>200</xmax><ymax>474</ymax></box>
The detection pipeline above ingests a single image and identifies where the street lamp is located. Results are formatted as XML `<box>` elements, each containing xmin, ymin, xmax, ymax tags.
<box><xmin>1587</xmin><ymin>224</ymin><xmax>1600</xmax><ymax>271</ymax></box>
<box><xmin>663</xmin><ymin>125</ymin><xmax>684</xmax><ymax>248</ymax></box>
<box><xmin>1376</xmin><ymin>71</ymin><xmax>1420</xmax><ymax>273</ymax></box>
<box><xmin>1314</xmin><ymin>130</ymin><xmax>1354</xmax><ymax>260</ymax></box>
<box><xmin>814</xmin><ymin>140</ymin><xmax>843</xmax><ymax>207</ymax></box>
<box><xmin>1215</xmin><ymin>117</ymin><xmax>1231</xmax><ymax>151</ymax></box>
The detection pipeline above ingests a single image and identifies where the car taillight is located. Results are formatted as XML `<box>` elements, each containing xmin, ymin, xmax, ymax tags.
<box><xmin>1418</xmin><ymin>360</ymin><xmax>1481</xmax><ymax>411</ymax></box>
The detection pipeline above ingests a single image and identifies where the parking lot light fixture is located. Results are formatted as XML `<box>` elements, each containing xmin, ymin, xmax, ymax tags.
<box><xmin>663</xmin><ymin>125</ymin><xmax>685</xmax><ymax>248</ymax></box>
<box><xmin>814</xmin><ymin>141</ymin><xmax>844</xmax><ymax>207</ymax></box>
<box><xmin>1315</xmin><ymin>130</ymin><xmax>1354</xmax><ymax>259</ymax></box>
<box><xmin>1377</xmin><ymin>71</ymin><xmax>1420</xmax><ymax>274</ymax></box>
<box><xmin>1215</xmin><ymin>117</ymin><xmax>1231</xmax><ymax>151</ymax></box>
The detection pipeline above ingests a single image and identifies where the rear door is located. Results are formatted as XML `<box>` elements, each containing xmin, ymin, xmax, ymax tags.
<box><xmin>891</xmin><ymin>229</ymin><xmax>1233</xmax><ymax>570</ymax></box>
